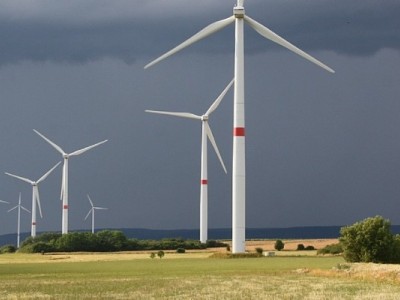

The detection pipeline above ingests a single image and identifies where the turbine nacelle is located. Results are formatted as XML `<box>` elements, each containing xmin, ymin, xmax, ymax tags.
<box><xmin>201</xmin><ymin>115</ymin><xmax>209</xmax><ymax>121</ymax></box>
<box><xmin>233</xmin><ymin>5</ymin><xmax>245</xmax><ymax>18</ymax></box>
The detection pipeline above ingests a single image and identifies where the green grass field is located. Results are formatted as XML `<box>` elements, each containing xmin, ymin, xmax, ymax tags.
<box><xmin>1</xmin><ymin>253</ymin><xmax>400</xmax><ymax>299</ymax></box>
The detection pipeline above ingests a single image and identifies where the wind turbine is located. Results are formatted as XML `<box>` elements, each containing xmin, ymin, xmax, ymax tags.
<box><xmin>8</xmin><ymin>193</ymin><xmax>30</xmax><ymax>248</ymax></box>
<box><xmin>145</xmin><ymin>1</ymin><xmax>334</xmax><ymax>253</ymax></box>
<box><xmin>84</xmin><ymin>194</ymin><xmax>107</xmax><ymax>234</ymax></box>
<box><xmin>33</xmin><ymin>129</ymin><xmax>108</xmax><ymax>234</ymax></box>
<box><xmin>5</xmin><ymin>161</ymin><xmax>61</xmax><ymax>237</ymax></box>
<box><xmin>146</xmin><ymin>79</ymin><xmax>233</xmax><ymax>243</ymax></box>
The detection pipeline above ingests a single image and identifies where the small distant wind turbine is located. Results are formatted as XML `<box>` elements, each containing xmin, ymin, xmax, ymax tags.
<box><xmin>33</xmin><ymin>129</ymin><xmax>108</xmax><ymax>234</ymax></box>
<box><xmin>145</xmin><ymin>0</ymin><xmax>334</xmax><ymax>253</ymax></box>
<box><xmin>146</xmin><ymin>78</ymin><xmax>234</xmax><ymax>243</ymax></box>
<box><xmin>8</xmin><ymin>193</ymin><xmax>30</xmax><ymax>248</ymax></box>
<box><xmin>5</xmin><ymin>161</ymin><xmax>61</xmax><ymax>237</ymax></box>
<box><xmin>84</xmin><ymin>194</ymin><xmax>107</xmax><ymax>234</ymax></box>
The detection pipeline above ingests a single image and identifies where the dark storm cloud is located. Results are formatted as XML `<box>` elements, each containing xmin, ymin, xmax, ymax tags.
<box><xmin>0</xmin><ymin>0</ymin><xmax>399</xmax><ymax>66</ymax></box>
<box><xmin>1</xmin><ymin>0</ymin><xmax>400</xmax><ymax>237</ymax></box>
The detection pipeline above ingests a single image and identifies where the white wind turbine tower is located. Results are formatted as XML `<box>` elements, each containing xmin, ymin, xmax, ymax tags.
<box><xmin>145</xmin><ymin>0</ymin><xmax>334</xmax><ymax>253</ymax></box>
<box><xmin>84</xmin><ymin>194</ymin><xmax>108</xmax><ymax>234</ymax></box>
<box><xmin>5</xmin><ymin>162</ymin><xmax>61</xmax><ymax>237</ymax></box>
<box><xmin>8</xmin><ymin>193</ymin><xmax>30</xmax><ymax>248</ymax></box>
<box><xmin>33</xmin><ymin>129</ymin><xmax>108</xmax><ymax>234</ymax></box>
<box><xmin>146</xmin><ymin>79</ymin><xmax>234</xmax><ymax>243</ymax></box>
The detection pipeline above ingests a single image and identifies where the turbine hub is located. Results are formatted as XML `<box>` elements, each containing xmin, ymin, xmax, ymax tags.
<box><xmin>233</xmin><ymin>5</ymin><xmax>245</xmax><ymax>18</ymax></box>
<box><xmin>201</xmin><ymin>115</ymin><xmax>209</xmax><ymax>121</ymax></box>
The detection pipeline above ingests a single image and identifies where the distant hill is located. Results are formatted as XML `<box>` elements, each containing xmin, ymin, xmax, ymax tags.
<box><xmin>3</xmin><ymin>226</ymin><xmax>400</xmax><ymax>247</ymax></box>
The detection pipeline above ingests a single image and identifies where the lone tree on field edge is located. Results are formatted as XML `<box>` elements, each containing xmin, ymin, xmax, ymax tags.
<box><xmin>274</xmin><ymin>240</ymin><xmax>285</xmax><ymax>251</ymax></box>
<box><xmin>340</xmin><ymin>215</ymin><xmax>400</xmax><ymax>263</ymax></box>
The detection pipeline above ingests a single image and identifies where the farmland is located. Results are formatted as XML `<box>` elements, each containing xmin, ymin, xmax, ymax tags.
<box><xmin>1</xmin><ymin>240</ymin><xmax>400</xmax><ymax>299</ymax></box>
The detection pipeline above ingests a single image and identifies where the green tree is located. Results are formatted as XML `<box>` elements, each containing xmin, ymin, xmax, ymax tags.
<box><xmin>95</xmin><ymin>230</ymin><xmax>128</xmax><ymax>251</ymax></box>
<box><xmin>157</xmin><ymin>250</ymin><xmax>165</xmax><ymax>259</ymax></box>
<box><xmin>340</xmin><ymin>215</ymin><xmax>398</xmax><ymax>263</ymax></box>
<box><xmin>55</xmin><ymin>232</ymin><xmax>93</xmax><ymax>252</ymax></box>
<box><xmin>274</xmin><ymin>240</ymin><xmax>284</xmax><ymax>251</ymax></box>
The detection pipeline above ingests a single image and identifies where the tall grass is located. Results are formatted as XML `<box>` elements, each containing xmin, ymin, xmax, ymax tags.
<box><xmin>1</xmin><ymin>255</ymin><xmax>400</xmax><ymax>299</ymax></box>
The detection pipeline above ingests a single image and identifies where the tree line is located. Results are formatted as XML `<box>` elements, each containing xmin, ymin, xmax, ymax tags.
<box><xmin>12</xmin><ymin>230</ymin><xmax>226</xmax><ymax>253</ymax></box>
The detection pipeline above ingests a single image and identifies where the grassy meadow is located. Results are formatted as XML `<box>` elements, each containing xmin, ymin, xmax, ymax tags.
<box><xmin>2</xmin><ymin>250</ymin><xmax>400</xmax><ymax>299</ymax></box>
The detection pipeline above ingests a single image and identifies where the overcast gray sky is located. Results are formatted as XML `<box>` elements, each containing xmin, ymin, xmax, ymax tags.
<box><xmin>1</xmin><ymin>0</ymin><xmax>400</xmax><ymax>236</ymax></box>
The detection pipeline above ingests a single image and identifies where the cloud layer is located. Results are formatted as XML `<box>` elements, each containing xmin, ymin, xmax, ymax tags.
<box><xmin>0</xmin><ymin>0</ymin><xmax>399</xmax><ymax>66</ymax></box>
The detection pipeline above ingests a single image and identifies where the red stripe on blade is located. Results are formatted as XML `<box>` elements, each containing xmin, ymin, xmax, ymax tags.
<box><xmin>63</xmin><ymin>205</ymin><xmax>68</xmax><ymax>209</ymax></box>
<box><xmin>234</xmin><ymin>127</ymin><xmax>245</xmax><ymax>136</ymax></box>
<box><xmin>201</xmin><ymin>179</ymin><xmax>208</xmax><ymax>185</ymax></box>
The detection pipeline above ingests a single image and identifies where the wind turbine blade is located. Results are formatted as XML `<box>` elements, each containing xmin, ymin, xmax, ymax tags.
<box><xmin>69</xmin><ymin>140</ymin><xmax>108</xmax><ymax>156</ymax></box>
<box><xmin>5</xmin><ymin>172</ymin><xmax>33</xmax><ymax>185</ymax></box>
<box><xmin>84</xmin><ymin>209</ymin><xmax>92</xmax><ymax>221</ymax></box>
<box><xmin>145</xmin><ymin>110</ymin><xmax>201</xmax><ymax>120</ymax></box>
<box><xmin>33</xmin><ymin>129</ymin><xmax>66</xmax><ymax>155</ymax></box>
<box><xmin>205</xmin><ymin>122</ymin><xmax>227</xmax><ymax>174</ymax></box>
<box><xmin>21</xmin><ymin>206</ymin><xmax>31</xmax><ymax>213</ymax></box>
<box><xmin>34</xmin><ymin>186</ymin><xmax>43</xmax><ymax>219</ymax></box>
<box><xmin>37</xmin><ymin>161</ymin><xmax>61</xmax><ymax>184</ymax></box>
<box><xmin>0</xmin><ymin>200</ymin><xmax>9</xmax><ymax>204</ymax></box>
<box><xmin>244</xmin><ymin>16</ymin><xmax>335</xmax><ymax>73</ymax></box>
<box><xmin>60</xmin><ymin>162</ymin><xmax>65</xmax><ymax>201</ymax></box>
<box><xmin>205</xmin><ymin>78</ymin><xmax>234</xmax><ymax>116</ymax></box>
<box><xmin>87</xmin><ymin>194</ymin><xmax>94</xmax><ymax>207</ymax></box>
<box><xmin>144</xmin><ymin>15</ymin><xmax>235</xmax><ymax>69</ymax></box>
<box><xmin>8</xmin><ymin>206</ymin><xmax>18</xmax><ymax>212</ymax></box>
<box><xmin>94</xmin><ymin>207</ymin><xmax>108</xmax><ymax>210</ymax></box>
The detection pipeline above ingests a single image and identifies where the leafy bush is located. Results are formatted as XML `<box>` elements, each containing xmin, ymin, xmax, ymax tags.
<box><xmin>206</xmin><ymin>240</ymin><xmax>228</xmax><ymax>248</ymax></box>
<box><xmin>297</xmin><ymin>244</ymin><xmax>305</xmax><ymax>251</ymax></box>
<box><xmin>55</xmin><ymin>232</ymin><xmax>96</xmax><ymax>252</ymax></box>
<box><xmin>176</xmin><ymin>248</ymin><xmax>186</xmax><ymax>253</ymax></box>
<box><xmin>255</xmin><ymin>247</ymin><xmax>263</xmax><ymax>256</ymax></box>
<box><xmin>317</xmin><ymin>243</ymin><xmax>343</xmax><ymax>255</ymax></box>
<box><xmin>0</xmin><ymin>244</ymin><xmax>17</xmax><ymax>254</ymax></box>
<box><xmin>274</xmin><ymin>240</ymin><xmax>284</xmax><ymax>251</ymax></box>
<box><xmin>340</xmin><ymin>215</ymin><xmax>400</xmax><ymax>263</ymax></box>
<box><xmin>96</xmin><ymin>230</ymin><xmax>128</xmax><ymax>251</ymax></box>
<box><xmin>305</xmin><ymin>245</ymin><xmax>315</xmax><ymax>251</ymax></box>
<box><xmin>18</xmin><ymin>242</ymin><xmax>55</xmax><ymax>253</ymax></box>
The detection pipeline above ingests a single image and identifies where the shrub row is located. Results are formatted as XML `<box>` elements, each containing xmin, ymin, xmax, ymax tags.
<box><xmin>17</xmin><ymin>231</ymin><xmax>227</xmax><ymax>253</ymax></box>
<box><xmin>296</xmin><ymin>244</ymin><xmax>315</xmax><ymax>251</ymax></box>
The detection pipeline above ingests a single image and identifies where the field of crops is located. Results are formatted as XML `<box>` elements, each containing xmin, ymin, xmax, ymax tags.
<box><xmin>1</xmin><ymin>251</ymin><xmax>400</xmax><ymax>299</ymax></box>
